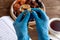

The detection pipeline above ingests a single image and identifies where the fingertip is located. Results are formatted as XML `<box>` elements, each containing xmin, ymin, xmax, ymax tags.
<box><xmin>16</xmin><ymin>11</ymin><xmax>25</xmax><ymax>22</ymax></box>
<box><xmin>32</xmin><ymin>8</ymin><xmax>48</xmax><ymax>20</ymax></box>
<box><xmin>16</xmin><ymin>10</ymin><xmax>30</xmax><ymax>22</ymax></box>
<box><xmin>31</xmin><ymin>8</ymin><xmax>39</xmax><ymax>11</ymax></box>
<box><xmin>22</xmin><ymin>11</ymin><xmax>30</xmax><ymax>22</ymax></box>
<box><xmin>31</xmin><ymin>8</ymin><xmax>37</xmax><ymax>11</ymax></box>
<box><xmin>31</xmin><ymin>11</ymin><xmax>39</xmax><ymax>20</ymax></box>
<box><xmin>32</xmin><ymin>8</ymin><xmax>45</xmax><ymax>13</ymax></box>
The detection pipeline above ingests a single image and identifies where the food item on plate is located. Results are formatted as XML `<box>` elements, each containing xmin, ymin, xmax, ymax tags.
<box><xmin>16</xmin><ymin>0</ymin><xmax>26</xmax><ymax>5</ymax></box>
<box><xmin>19</xmin><ymin>4</ymin><xmax>31</xmax><ymax>12</ymax></box>
<box><xmin>13</xmin><ymin>3</ymin><xmax>20</xmax><ymax>11</ymax></box>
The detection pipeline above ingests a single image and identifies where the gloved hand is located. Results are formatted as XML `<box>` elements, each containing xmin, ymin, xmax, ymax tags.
<box><xmin>13</xmin><ymin>10</ymin><xmax>31</xmax><ymax>40</ymax></box>
<box><xmin>32</xmin><ymin>8</ymin><xmax>50</xmax><ymax>40</ymax></box>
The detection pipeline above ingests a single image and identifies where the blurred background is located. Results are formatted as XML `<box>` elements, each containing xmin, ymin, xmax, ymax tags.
<box><xmin>0</xmin><ymin>0</ymin><xmax>60</xmax><ymax>40</ymax></box>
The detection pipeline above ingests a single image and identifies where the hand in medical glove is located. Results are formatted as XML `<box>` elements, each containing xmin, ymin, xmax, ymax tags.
<box><xmin>13</xmin><ymin>10</ymin><xmax>30</xmax><ymax>40</ymax></box>
<box><xmin>32</xmin><ymin>8</ymin><xmax>50</xmax><ymax>40</ymax></box>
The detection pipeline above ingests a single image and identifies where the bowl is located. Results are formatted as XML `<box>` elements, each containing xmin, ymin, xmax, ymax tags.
<box><xmin>10</xmin><ymin>0</ymin><xmax>46</xmax><ymax>28</ymax></box>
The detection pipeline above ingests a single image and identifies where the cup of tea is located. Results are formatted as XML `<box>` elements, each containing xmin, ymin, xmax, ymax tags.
<box><xmin>49</xmin><ymin>18</ymin><xmax>60</xmax><ymax>39</ymax></box>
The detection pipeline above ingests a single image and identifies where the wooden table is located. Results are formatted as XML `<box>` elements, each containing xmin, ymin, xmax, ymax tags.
<box><xmin>0</xmin><ymin>0</ymin><xmax>14</xmax><ymax>17</ymax></box>
<box><xmin>0</xmin><ymin>0</ymin><xmax>60</xmax><ymax>40</ymax></box>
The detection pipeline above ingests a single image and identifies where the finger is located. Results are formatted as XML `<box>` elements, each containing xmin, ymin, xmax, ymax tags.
<box><xmin>31</xmin><ymin>11</ymin><xmax>42</xmax><ymax>22</ymax></box>
<box><xmin>22</xmin><ymin>10</ymin><xmax>30</xmax><ymax>23</ymax></box>
<box><xmin>32</xmin><ymin>8</ymin><xmax>49</xmax><ymax>20</ymax></box>
<box><xmin>15</xmin><ymin>11</ymin><xmax>26</xmax><ymax>22</ymax></box>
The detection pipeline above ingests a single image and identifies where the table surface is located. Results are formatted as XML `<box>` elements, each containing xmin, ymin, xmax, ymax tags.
<box><xmin>0</xmin><ymin>0</ymin><xmax>60</xmax><ymax>40</ymax></box>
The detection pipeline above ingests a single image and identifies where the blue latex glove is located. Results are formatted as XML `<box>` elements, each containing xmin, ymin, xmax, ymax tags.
<box><xmin>31</xmin><ymin>8</ymin><xmax>50</xmax><ymax>40</ymax></box>
<box><xmin>13</xmin><ymin>10</ymin><xmax>31</xmax><ymax>40</ymax></box>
